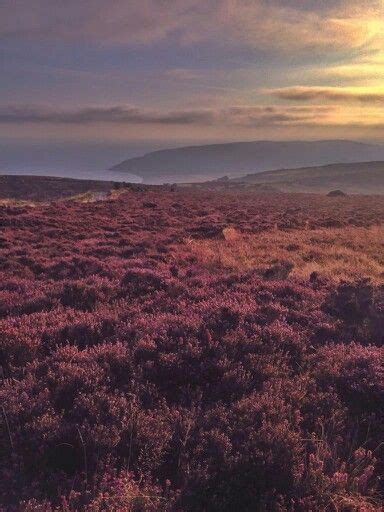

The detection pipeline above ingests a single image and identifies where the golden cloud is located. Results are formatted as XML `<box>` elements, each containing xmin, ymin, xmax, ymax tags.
<box><xmin>269</xmin><ymin>86</ymin><xmax>384</xmax><ymax>103</ymax></box>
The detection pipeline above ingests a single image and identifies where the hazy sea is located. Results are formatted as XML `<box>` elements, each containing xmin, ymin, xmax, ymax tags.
<box><xmin>0</xmin><ymin>140</ymin><xmax>172</xmax><ymax>183</ymax></box>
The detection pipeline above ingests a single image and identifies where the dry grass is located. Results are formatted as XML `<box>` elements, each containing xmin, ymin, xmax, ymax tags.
<box><xmin>0</xmin><ymin>199</ymin><xmax>39</xmax><ymax>207</ymax></box>
<box><xmin>0</xmin><ymin>193</ymin><xmax>103</xmax><ymax>207</ymax></box>
<box><xmin>189</xmin><ymin>225</ymin><xmax>384</xmax><ymax>283</ymax></box>
<box><xmin>66</xmin><ymin>191</ymin><xmax>110</xmax><ymax>203</ymax></box>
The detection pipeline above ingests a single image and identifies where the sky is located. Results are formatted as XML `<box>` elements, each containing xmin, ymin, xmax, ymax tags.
<box><xmin>1</xmin><ymin>0</ymin><xmax>384</xmax><ymax>145</ymax></box>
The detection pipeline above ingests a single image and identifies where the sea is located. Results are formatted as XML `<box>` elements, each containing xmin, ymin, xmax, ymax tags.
<box><xmin>0</xmin><ymin>140</ymin><xmax>174</xmax><ymax>183</ymax></box>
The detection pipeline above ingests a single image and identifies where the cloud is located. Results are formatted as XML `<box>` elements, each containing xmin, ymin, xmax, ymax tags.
<box><xmin>0</xmin><ymin>105</ymin><xmax>216</xmax><ymax>125</ymax></box>
<box><xmin>269</xmin><ymin>86</ymin><xmax>384</xmax><ymax>104</ymax></box>
<box><xmin>0</xmin><ymin>103</ymin><xmax>333</xmax><ymax>128</ymax></box>
<box><xmin>0</xmin><ymin>0</ymin><xmax>382</xmax><ymax>56</ymax></box>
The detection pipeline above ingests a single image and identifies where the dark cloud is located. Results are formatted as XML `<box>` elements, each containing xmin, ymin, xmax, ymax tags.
<box><xmin>0</xmin><ymin>104</ymin><xmax>329</xmax><ymax>127</ymax></box>
<box><xmin>0</xmin><ymin>105</ymin><xmax>216</xmax><ymax>125</ymax></box>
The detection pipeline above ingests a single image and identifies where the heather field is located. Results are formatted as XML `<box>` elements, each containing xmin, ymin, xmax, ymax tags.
<box><xmin>1</xmin><ymin>189</ymin><xmax>384</xmax><ymax>511</ymax></box>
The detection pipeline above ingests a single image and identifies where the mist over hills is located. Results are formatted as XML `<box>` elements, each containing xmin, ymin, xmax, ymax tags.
<box><xmin>111</xmin><ymin>140</ymin><xmax>384</xmax><ymax>183</ymax></box>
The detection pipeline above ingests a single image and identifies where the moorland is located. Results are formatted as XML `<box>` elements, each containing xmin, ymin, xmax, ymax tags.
<box><xmin>1</xmin><ymin>183</ymin><xmax>384</xmax><ymax>511</ymax></box>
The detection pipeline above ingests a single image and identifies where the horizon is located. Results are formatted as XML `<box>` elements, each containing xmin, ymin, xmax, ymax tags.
<box><xmin>2</xmin><ymin>137</ymin><xmax>384</xmax><ymax>180</ymax></box>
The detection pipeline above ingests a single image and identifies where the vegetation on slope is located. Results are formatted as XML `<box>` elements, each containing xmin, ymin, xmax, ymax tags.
<box><xmin>0</xmin><ymin>189</ymin><xmax>384</xmax><ymax>511</ymax></box>
<box><xmin>191</xmin><ymin>224</ymin><xmax>384</xmax><ymax>282</ymax></box>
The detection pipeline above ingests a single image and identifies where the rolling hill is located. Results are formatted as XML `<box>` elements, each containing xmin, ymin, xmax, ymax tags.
<box><xmin>233</xmin><ymin>161</ymin><xmax>384</xmax><ymax>194</ymax></box>
<box><xmin>111</xmin><ymin>140</ymin><xmax>384</xmax><ymax>183</ymax></box>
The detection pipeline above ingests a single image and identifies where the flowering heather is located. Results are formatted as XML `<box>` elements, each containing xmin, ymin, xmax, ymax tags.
<box><xmin>1</xmin><ymin>189</ymin><xmax>384</xmax><ymax>511</ymax></box>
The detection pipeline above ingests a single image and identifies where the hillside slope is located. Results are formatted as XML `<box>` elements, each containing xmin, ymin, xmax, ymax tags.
<box><xmin>0</xmin><ymin>175</ymin><xmax>114</xmax><ymax>201</ymax></box>
<box><xmin>111</xmin><ymin>140</ymin><xmax>384</xmax><ymax>183</ymax></box>
<box><xmin>235</xmin><ymin>161</ymin><xmax>384</xmax><ymax>194</ymax></box>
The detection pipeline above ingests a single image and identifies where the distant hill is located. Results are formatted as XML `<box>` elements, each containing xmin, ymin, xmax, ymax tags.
<box><xmin>0</xmin><ymin>175</ymin><xmax>114</xmax><ymax>201</ymax></box>
<box><xmin>110</xmin><ymin>140</ymin><xmax>384</xmax><ymax>183</ymax></box>
<box><xmin>233</xmin><ymin>161</ymin><xmax>384</xmax><ymax>194</ymax></box>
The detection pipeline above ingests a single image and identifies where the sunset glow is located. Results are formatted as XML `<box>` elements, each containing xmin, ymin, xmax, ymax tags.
<box><xmin>1</xmin><ymin>1</ymin><xmax>383</xmax><ymax>142</ymax></box>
